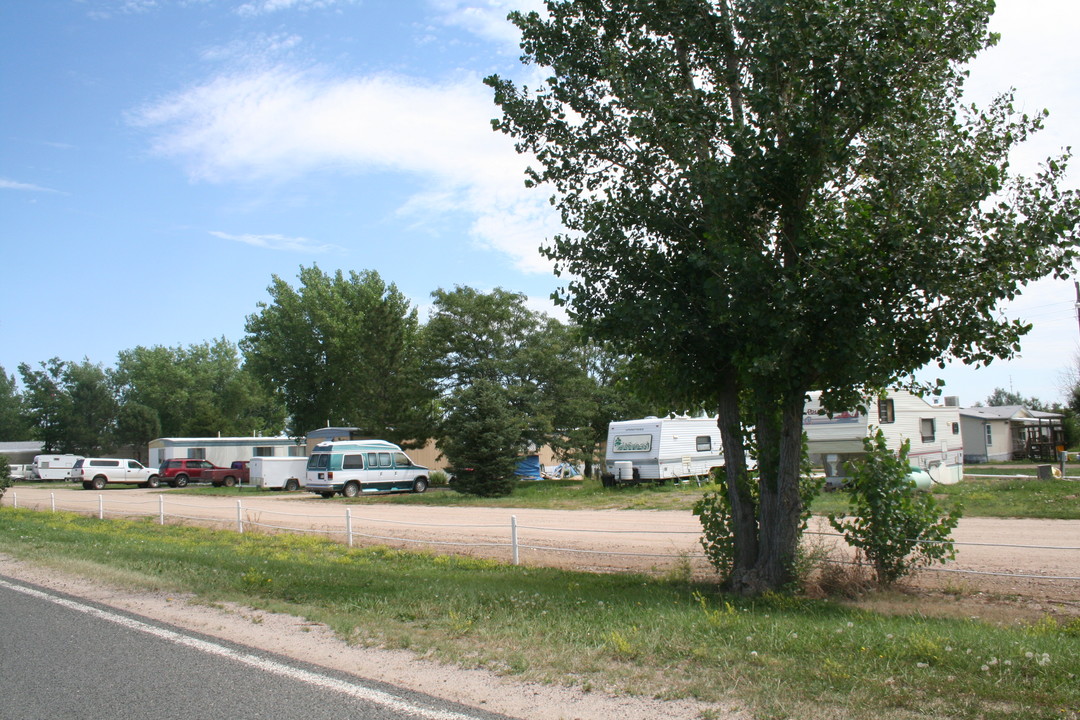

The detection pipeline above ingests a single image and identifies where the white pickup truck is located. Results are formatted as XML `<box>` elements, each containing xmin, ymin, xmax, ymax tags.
<box><xmin>69</xmin><ymin>458</ymin><xmax>160</xmax><ymax>489</ymax></box>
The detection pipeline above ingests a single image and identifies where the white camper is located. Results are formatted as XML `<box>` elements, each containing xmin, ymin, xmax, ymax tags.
<box><xmin>30</xmin><ymin>454</ymin><xmax>83</xmax><ymax>481</ymax></box>
<box><xmin>250</xmin><ymin>456</ymin><xmax>308</xmax><ymax>491</ymax></box>
<box><xmin>803</xmin><ymin>390</ymin><xmax>963</xmax><ymax>486</ymax></box>
<box><xmin>603</xmin><ymin>416</ymin><xmax>724</xmax><ymax>485</ymax></box>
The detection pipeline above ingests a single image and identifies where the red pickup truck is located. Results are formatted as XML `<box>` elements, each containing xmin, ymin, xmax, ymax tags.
<box><xmin>206</xmin><ymin>460</ymin><xmax>250</xmax><ymax>488</ymax></box>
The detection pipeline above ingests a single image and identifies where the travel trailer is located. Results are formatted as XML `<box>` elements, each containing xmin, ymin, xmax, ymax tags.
<box><xmin>30</xmin><ymin>454</ymin><xmax>83</xmax><ymax>481</ymax></box>
<box><xmin>803</xmin><ymin>390</ymin><xmax>963</xmax><ymax>486</ymax></box>
<box><xmin>603</xmin><ymin>416</ymin><xmax>724</xmax><ymax>485</ymax></box>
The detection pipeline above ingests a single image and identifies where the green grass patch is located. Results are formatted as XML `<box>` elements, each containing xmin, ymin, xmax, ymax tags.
<box><xmin>812</xmin><ymin>476</ymin><xmax>1080</xmax><ymax>520</ymax></box>
<box><xmin>1</xmin><ymin>508</ymin><xmax>1077</xmax><ymax>719</ymax></box>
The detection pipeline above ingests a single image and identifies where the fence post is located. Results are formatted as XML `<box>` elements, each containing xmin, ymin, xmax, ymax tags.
<box><xmin>511</xmin><ymin>514</ymin><xmax>519</xmax><ymax>566</ymax></box>
<box><xmin>346</xmin><ymin>508</ymin><xmax>353</xmax><ymax>548</ymax></box>
<box><xmin>11</xmin><ymin>492</ymin><xmax>15</xmax><ymax>508</ymax></box>
<box><xmin>98</xmin><ymin>495</ymin><xmax>104</xmax><ymax>520</ymax></box>
<box><xmin>51</xmin><ymin>493</ymin><xmax>56</xmax><ymax>512</ymax></box>
<box><xmin>236</xmin><ymin>499</ymin><xmax>244</xmax><ymax>533</ymax></box>
<box><xmin>159</xmin><ymin>495</ymin><xmax>165</xmax><ymax>525</ymax></box>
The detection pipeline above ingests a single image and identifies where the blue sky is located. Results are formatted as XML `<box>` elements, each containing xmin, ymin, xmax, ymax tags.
<box><xmin>1</xmin><ymin>0</ymin><xmax>1078</xmax><ymax>407</ymax></box>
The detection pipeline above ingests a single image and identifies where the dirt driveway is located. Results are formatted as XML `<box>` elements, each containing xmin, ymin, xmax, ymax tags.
<box><xmin>7</xmin><ymin>485</ymin><xmax>1080</xmax><ymax>615</ymax></box>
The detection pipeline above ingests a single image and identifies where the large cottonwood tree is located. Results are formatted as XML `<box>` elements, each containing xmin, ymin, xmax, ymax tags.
<box><xmin>487</xmin><ymin>0</ymin><xmax>1079</xmax><ymax>592</ymax></box>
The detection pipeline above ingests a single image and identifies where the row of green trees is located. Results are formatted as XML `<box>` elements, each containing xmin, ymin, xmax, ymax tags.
<box><xmin>1</xmin><ymin>268</ymin><xmax>656</xmax><ymax>480</ymax></box>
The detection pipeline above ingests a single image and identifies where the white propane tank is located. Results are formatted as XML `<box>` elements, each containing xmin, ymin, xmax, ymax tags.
<box><xmin>614</xmin><ymin>461</ymin><xmax>634</xmax><ymax>481</ymax></box>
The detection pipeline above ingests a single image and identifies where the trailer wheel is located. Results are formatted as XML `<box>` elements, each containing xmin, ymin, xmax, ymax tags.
<box><xmin>411</xmin><ymin>477</ymin><xmax>428</xmax><ymax>494</ymax></box>
<box><xmin>284</xmin><ymin>478</ymin><xmax>299</xmax><ymax>492</ymax></box>
<box><xmin>91</xmin><ymin>476</ymin><xmax>107</xmax><ymax>490</ymax></box>
<box><xmin>342</xmin><ymin>481</ymin><xmax>360</xmax><ymax>498</ymax></box>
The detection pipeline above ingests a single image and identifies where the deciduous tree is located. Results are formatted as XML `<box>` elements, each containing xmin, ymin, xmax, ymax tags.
<box><xmin>488</xmin><ymin>0</ymin><xmax>1079</xmax><ymax>592</ymax></box>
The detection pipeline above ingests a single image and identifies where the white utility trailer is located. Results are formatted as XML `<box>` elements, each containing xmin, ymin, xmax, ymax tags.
<box><xmin>603</xmin><ymin>416</ymin><xmax>724</xmax><ymax>485</ymax></box>
<box><xmin>803</xmin><ymin>390</ymin><xmax>963</xmax><ymax>487</ymax></box>
<box><xmin>250</xmin><ymin>456</ymin><xmax>308</xmax><ymax>491</ymax></box>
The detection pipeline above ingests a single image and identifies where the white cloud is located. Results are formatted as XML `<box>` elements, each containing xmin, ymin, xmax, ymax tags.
<box><xmin>131</xmin><ymin>65</ymin><xmax>561</xmax><ymax>273</ymax></box>
<box><xmin>428</xmin><ymin>0</ymin><xmax>545</xmax><ymax>47</ymax></box>
<box><xmin>0</xmin><ymin>178</ymin><xmax>61</xmax><ymax>193</ymax></box>
<box><xmin>235</xmin><ymin>0</ymin><xmax>357</xmax><ymax>17</ymax></box>
<box><xmin>210</xmin><ymin>230</ymin><xmax>343</xmax><ymax>253</ymax></box>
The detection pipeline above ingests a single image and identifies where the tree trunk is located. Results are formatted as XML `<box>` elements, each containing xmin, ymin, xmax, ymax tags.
<box><xmin>727</xmin><ymin>389</ymin><xmax>806</xmax><ymax>594</ymax></box>
<box><xmin>715</xmin><ymin>375</ymin><xmax>759</xmax><ymax>583</ymax></box>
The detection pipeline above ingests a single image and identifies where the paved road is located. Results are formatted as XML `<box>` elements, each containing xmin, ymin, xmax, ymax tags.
<box><xmin>0</xmin><ymin>576</ymin><xmax>509</xmax><ymax>720</ymax></box>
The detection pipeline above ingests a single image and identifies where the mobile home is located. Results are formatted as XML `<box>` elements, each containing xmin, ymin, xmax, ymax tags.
<box><xmin>803</xmin><ymin>390</ymin><xmax>963</xmax><ymax>486</ymax></box>
<box><xmin>603</xmin><ymin>416</ymin><xmax>724</xmax><ymax>484</ymax></box>
<box><xmin>148</xmin><ymin>436</ymin><xmax>304</xmax><ymax>469</ymax></box>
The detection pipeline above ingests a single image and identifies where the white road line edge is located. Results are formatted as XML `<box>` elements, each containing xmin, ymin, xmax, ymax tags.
<box><xmin>0</xmin><ymin>577</ymin><xmax>486</xmax><ymax>720</ymax></box>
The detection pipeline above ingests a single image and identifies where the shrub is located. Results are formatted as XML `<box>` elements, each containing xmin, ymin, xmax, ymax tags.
<box><xmin>829</xmin><ymin>430</ymin><xmax>962</xmax><ymax>586</ymax></box>
<box><xmin>428</xmin><ymin>469</ymin><xmax>449</xmax><ymax>487</ymax></box>
<box><xmin>0</xmin><ymin>454</ymin><xmax>11</xmax><ymax>501</ymax></box>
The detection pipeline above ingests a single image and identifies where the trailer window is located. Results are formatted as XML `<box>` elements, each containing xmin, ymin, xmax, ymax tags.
<box><xmin>920</xmin><ymin>418</ymin><xmax>936</xmax><ymax>442</ymax></box>
<box><xmin>878</xmin><ymin>399</ymin><xmax>895</xmax><ymax>424</ymax></box>
<box><xmin>695</xmin><ymin>436</ymin><xmax>712</xmax><ymax>452</ymax></box>
<box><xmin>342</xmin><ymin>454</ymin><xmax>364</xmax><ymax>470</ymax></box>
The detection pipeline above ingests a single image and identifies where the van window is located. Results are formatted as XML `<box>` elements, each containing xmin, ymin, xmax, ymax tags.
<box><xmin>307</xmin><ymin>454</ymin><xmax>330</xmax><ymax>470</ymax></box>
<box><xmin>378</xmin><ymin>452</ymin><xmax>392</xmax><ymax>468</ymax></box>
<box><xmin>343</xmin><ymin>454</ymin><xmax>364</xmax><ymax>470</ymax></box>
<box><xmin>695</xmin><ymin>436</ymin><xmax>712</xmax><ymax>452</ymax></box>
<box><xmin>393</xmin><ymin>452</ymin><xmax>411</xmax><ymax>468</ymax></box>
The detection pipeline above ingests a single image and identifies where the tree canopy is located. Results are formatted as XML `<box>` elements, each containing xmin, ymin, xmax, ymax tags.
<box><xmin>488</xmin><ymin>0</ymin><xmax>1079</xmax><ymax>591</ymax></box>
<box><xmin>243</xmin><ymin>266</ymin><xmax>434</xmax><ymax>444</ymax></box>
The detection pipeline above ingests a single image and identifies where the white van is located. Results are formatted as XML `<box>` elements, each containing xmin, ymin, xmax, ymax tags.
<box><xmin>305</xmin><ymin>440</ymin><xmax>429</xmax><ymax>498</ymax></box>
<box><xmin>251</xmin><ymin>456</ymin><xmax>308</xmax><ymax>491</ymax></box>
<box><xmin>31</xmin><ymin>454</ymin><xmax>84</xmax><ymax>481</ymax></box>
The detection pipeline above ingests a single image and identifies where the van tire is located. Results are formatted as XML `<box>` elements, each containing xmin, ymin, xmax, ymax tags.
<box><xmin>171</xmin><ymin>474</ymin><xmax>189</xmax><ymax>488</ymax></box>
<box><xmin>91</xmin><ymin>476</ymin><xmax>107</xmax><ymax>490</ymax></box>
<box><xmin>342</xmin><ymin>481</ymin><xmax>360</xmax><ymax>498</ymax></box>
<box><xmin>144</xmin><ymin>476</ymin><xmax>160</xmax><ymax>489</ymax></box>
<box><xmin>284</xmin><ymin>478</ymin><xmax>299</xmax><ymax>492</ymax></box>
<box><xmin>320</xmin><ymin>491</ymin><xmax>335</xmax><ymax>499</ymax></box>
<box><xmin>412</xmin><ymin>477</ymin><xmax>428</xmax><ymax>494</ymax></box>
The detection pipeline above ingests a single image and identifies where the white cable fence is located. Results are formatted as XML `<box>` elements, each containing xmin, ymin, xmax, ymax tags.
<box><xmin>5</xmin><ymin>491</ymin><xmax>1080</xmax><ymax>584</ymax></box>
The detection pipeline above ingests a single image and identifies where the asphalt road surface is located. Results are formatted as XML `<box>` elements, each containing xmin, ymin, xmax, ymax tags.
<box><xmin>0</xmin><ymin>576</ymin><xmax>510</xmax><ymax>720</ymax></box>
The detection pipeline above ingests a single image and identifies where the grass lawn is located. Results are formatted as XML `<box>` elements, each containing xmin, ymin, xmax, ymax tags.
<box><xmin>1</xmin><ymin>508</ymin><xmax>1076</xmax><ymax>720</ymax></box>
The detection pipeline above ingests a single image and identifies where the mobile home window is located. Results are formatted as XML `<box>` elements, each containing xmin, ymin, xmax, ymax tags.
<box><xmin>695</xmin><ymin>436</ymin><xmax>712</xmax><ymax>452</ymax></box>
<box><xmin>187</xmin><ymin>448</ymin><xmax>206</xmax><ymax>459</ymax></box>
<box><xmin>985</xmin><ymin>424</ymin><xmax>993</xmax><ymax>446</ymax></box>
<box><xmin>288</xmin><ymin>445</ymin><xmax>304</xmax><ymax>457</ymax></box>
<box><xmin>920</xmin><ymin>418</ymin><xmax>936</xmax><ymax>443</ymax></box>
<box><xmin>952</xmin><ymin>422</ymin><xmax>960</xmax><ymax>435</ymax></box>
<box><xmin>253</xmin><ymin>446</ymin><xmax>275</xmax><ymax>457</ymax></box>
<box><xmin>878</xmin><ymin>399</ymin><xmax>895</xmax><ymax>424</ymax></box>
<box><xmin>342</xmin><ymin>454</ymin><xmax>364</xmax><ymax>470</ymax></box>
